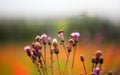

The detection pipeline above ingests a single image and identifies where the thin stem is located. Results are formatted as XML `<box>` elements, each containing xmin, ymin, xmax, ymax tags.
<box><xmin>62</xmin><ymin>42</ymin><xmax>67</xmax><ymax>56</ymax></box>
<box><xmin>44</xmin><ymin>44</ymin><xmax>46</xmax><ymax>69</ymax></box>
<box><xmin>56</xmin><ymin>54</ymin><xmax>61</xmax><ymax>75</ymax></box>
<box><xmin>64</xmin><ymin>52</ymin><xmax>70</xmax><ymax>74</ymax></box>
<box><xmin>71</xmin><ymin>46</ymin><xmax>76</xmax><ymax>68</ymax></box>
<box><xmin>39</xmin><ymin>62</ymin><xmax>46</xmax><ymax>75</ymax></box>
<box><xmin>82</xmin><ymin>62</ymin><xmax>87</xmax><ymax>75</ymax></box>
<box><xmin>51</xmin><ymin>54</ymin><xmax>54</xmax><ymax>75</ymax></box>
<box><xmin>92</xmin><ymin>63</ymin><xmax>94</xmax><ymax>72</ymax></box>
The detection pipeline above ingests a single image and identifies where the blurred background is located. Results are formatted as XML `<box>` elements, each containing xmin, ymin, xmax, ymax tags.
<box><xmin>0</xmin><ymin>0</ymin><xmax>120</xmax><ymax>75</ymax></box>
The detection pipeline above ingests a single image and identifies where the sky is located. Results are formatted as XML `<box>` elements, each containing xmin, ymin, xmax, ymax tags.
<box><xmin>0</xmin><ymin>0</ymin><xmax>120</xmax><ymax>21</ymax></box>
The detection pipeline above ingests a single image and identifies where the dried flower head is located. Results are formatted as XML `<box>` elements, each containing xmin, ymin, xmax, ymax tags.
<box><xmin>96</xmin><ymin>50</ymin><xmax>102</xmax><ymax>57</ymax></box>
<box><xmin>35</xmin><ymin>35</ymin><xmax>41</xmax><ymax>42</ymax></box>
<box><xmin>58</xmin><ymin>30</ymin><xmax>64</xmax><ymax>42</ymax></box>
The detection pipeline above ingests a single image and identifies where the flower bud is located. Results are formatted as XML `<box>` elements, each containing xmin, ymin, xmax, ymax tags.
<box><xmin>99</xmin><ymin>57</ymin><xmax>103</xmax><ymax>64</ymax></box>
<box><xmin>80</xmin><ymin>54</ymin><xmax>84</xmax><ymax>62</ymax></box>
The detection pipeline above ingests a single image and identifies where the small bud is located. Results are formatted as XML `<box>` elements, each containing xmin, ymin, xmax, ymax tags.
<box><xmin>66</xmin><ymin>44</ymin><xmax>72</xmax><ymax>52</ymax></box>
<box><xmin>92</xmin><ymin>57</ymin><xmax>96</xmax><ymax>63</ymax></box>
<box><xmin>50</xmin><ymin>47</ymin><xmax>54</xmax><ymax>54</ymax></box>
<box><xmin>96</xmin><ymin>50</ymin><xmax>102</xmax><ymax>57</ymax></box>
<box><xmin>80</xmin><ymin>72</ymin><xmax>84</xmax><ymax>75</ymax></box>
<box><xmin>108</xmin><ymin>71</ymin><xmax>112</xmax><ymax>75</ymax></box>
<box><xmin>99</xmin><ymin>57</ymin><xmax>103</xmax><ymax>64</ymax></box>
<box><xmin>80</xmin><ymin>54</ymin><xmax>84</xmax><ymax>62</ymax></box>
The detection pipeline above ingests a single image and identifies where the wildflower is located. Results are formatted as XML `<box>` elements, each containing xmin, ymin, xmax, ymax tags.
<box><xmin>93</xmin><ymin>67</ymin><xmax>101</xmax><ymax>75</ymax></box>
<box><xmin>47</xmin><ymin>37</ymin><xmax>52</xmax><ymax>45</ymax></box>
<box><xmin>33</xmin><ymin>42</ymin><xmax>42</xmax><ymax>50</ymax></box>
<box><xmin>35</xmin><ymin>35</ymin><xmax>41</xmax><ymax>42</ymax></box>
<box><xmin>58</xmin><ymin>30</ymin><xmax>64</xmax><ymax>42</ymax></box>
<box><xmin>52</xmin><ymin>38</ymin><xmax>61</xmax><ymax>75</ymax></box>
<box><xmin>41</xmin><ymin>34</ymin><xmax>47</xmax><ymax>44</ymax></box>
<box><xmin>53</xmin><ymin>39</ymin><xmax>59</xmax><ymax>54</ymax></box>
<box><xmin>24</xmin><ymin>45</ymin><xmax>31</xmax><ymax>57</ymax></box>
<box><xmin>70</xmin><ymin>32</ymin><xmax>80</xmax><ymax>43</ymax></box>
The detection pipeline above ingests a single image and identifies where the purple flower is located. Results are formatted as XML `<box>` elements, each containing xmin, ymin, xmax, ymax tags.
<box><xmin>47</xmin><ymin>37</ymin><xmax>52</xmax><ymax>45</ymax></box>
<box><xmin>70</xmin><ymin>32</ymin><xmax>80</xmax><ymax>42</ymax></box>
<box><xmin>41</xmin><ymin>34</ymin><xmax>47</xmax><ymax>44</ymax></box>
<box><xmin>24</xmin><ymin>45</ymin><xmax>31</xmax><ymax>56</ymax></box>
<box><xmin>24</xmin><ymin>45</ymin><xmax>30</xmax><ymax>51</ymax></box>
<box><xmin>58</xmin><ymin>30</ymin><xmax>64</xmax><ymax>42</ymax></box>
<box><xmin>93</xmin><ymin>67</ymin><xmax>101</xmax><ymax>74</ymax></box>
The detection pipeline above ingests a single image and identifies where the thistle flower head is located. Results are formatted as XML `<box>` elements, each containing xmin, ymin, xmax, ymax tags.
<box><xmin>33</xmin><ymin>42</ymin><xmax>42</xmax><ymax>50</ymax></box>
<box><xmin>52</xmin><ymin>38</ymin><xmax>58</xmax><ymax>46</ymax></box>
<box><xmin>66</xmin><ymin>44</ymin><xmax>72</xmax><ymax>52</ymax></box>
<box><xmin>93</xmin><ymin>67</ymin><xmax>101</xmax><ymax>74</ymax></box>
<box><xmin>35</xmin><ymin>35</ymin><xmax>41</xmax><ymax>42</ymax></box>
<box><xmin>96</xmin><ymin>50</ymin><xmax>102</xmax><ymax>57</ymax></box>
<box><xmin>24</xmin><ymin>45</ymin><xmax>30</xmax><ymax>51</ymax></box>
<box><xmin>58</xmin><ymin>30</ymin><xmax>64</xmax><ymax>42</ymax></box>
<box><xmin>41</xmin><ymin>34</ymin><xmax>47</xmax><ymax>44</ymax></box>
<box><xmin>24</xmin><ymin>45</ymin><xmax>31</xmax><ymax>56</ymax></box>
<box><xmin>47</xmin><ymin>37</ymin><xmax>52</xmax><ymax>45</ymax></box>
<box><xmin>70</xmin><ymin>32</ymin><xmax>80</xmax><ymax>43</ymax></box>
<box><xmin>50</xmin><ymin>47</ymin><xmax>54</xmax><ymax>54</ymax></box>
<box><xmin>80</xmin><ymin>54</ymin><xmax>84</xmax><ymax>62</ymax></box>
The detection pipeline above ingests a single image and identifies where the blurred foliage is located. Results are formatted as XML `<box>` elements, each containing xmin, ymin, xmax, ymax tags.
<box><xmin>0</xmin><ymin>14</ymin><xmax>120</xmax><ymax>42</ymax></box>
